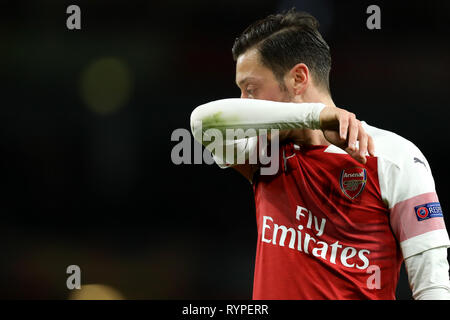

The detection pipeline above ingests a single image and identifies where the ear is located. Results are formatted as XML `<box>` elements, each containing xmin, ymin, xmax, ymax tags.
<box><xmin>288</xmin><ymin>63</ymin><xmax>309</xmax><ymax>95</ymax></box>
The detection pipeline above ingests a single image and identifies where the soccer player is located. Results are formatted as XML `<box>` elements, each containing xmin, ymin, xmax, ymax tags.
<box><xmin>190</xmin><ymin>9</ymin><xmax>450</xmax><ymax>299</ymax></box>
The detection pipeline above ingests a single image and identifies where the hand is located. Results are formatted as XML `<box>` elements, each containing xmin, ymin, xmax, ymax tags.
<box><xmin>319</xmin><ymin>106</ymin><xmax>375</xmax><ymax>164</ymax></box>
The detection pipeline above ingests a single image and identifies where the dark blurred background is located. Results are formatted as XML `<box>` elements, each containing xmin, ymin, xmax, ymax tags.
<box><xmin>0</xmin><ymin>0</ymin><xmax>449</xmax><ymax>299</ymax></box>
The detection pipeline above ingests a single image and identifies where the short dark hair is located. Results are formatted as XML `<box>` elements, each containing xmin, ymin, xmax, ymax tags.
<box><xmin>232</xmin><ymin>9</ymin><xmax>331</xmax><ymax>93</ymax></box>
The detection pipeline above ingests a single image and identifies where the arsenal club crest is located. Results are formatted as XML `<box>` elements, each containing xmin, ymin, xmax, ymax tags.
<box><xmin>340</xmin><ymin>167</ymin><xmax>367</xmax><ymax>200</ymax></box>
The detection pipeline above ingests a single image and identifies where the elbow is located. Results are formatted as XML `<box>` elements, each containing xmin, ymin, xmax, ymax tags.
<box><xmin>190</xmin><ymin>107</ymin><xmax>204</xmax><ymax>143</ymax></box>
<box><xmin>190</xmin><ymin>100</ymin><xmax>222</xmax><ymax>141</ymax></box>
<box><xmin>190</xmin><ymin>106</ymin><xmax>202</xmax><ymax>131</ymax></box>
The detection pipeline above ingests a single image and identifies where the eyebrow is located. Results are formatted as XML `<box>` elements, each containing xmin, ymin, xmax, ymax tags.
<box><xmin>236</xmin><ymin>76</ymin><xmax>257</xmax><ymax>87</ymax></box>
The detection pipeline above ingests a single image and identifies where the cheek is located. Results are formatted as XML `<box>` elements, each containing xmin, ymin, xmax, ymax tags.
<box><xmin>258</xmin><ymin>84</ymin><xmax>292</xmax><ymax>102</ymax></box>
<box><xmin>258</xmin><ymin>85</ymin><xmax>283</xmax><ymax>101</ymax></box>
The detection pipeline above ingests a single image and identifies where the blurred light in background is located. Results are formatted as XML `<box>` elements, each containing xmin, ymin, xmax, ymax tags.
<box><xmin>80</xmin><ymin>57</ymin><xmax>133</xmax><ymax>115</ymax></box>
<box><xmin>68</xmin><ymin>284</ymin><xmax>124</xmax><ymax>300</ymax></box>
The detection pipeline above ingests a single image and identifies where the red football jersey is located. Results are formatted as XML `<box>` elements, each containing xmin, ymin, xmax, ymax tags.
<box><xmin>252</xmin><ymin>126</ymin><xmax>449</xmax><ymax>300</ymax></box>
<box><xmin>197</xmin><ymin>99</ymin><xmax>450</xmax><ymax>299</ymax></box>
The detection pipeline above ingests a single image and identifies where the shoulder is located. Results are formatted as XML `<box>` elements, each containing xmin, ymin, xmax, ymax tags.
<box><xmin>362</xmin><ymin>121</ymin><xmax>430</xmax><ymax>171</ymax></box>
<box><xmin>362</xmin><ymin>122</ymin><xmax>435</xmax><ymax>207</ymax></box>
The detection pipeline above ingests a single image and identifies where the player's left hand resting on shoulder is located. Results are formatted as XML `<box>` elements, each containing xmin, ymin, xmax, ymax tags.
<box><xmin>319</xmin><ymin>106</ymin><xmax>375</xmax><ymax>165</ymax></box>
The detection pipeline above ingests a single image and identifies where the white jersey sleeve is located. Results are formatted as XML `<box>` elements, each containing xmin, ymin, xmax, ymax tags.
<box><xmin>404</xmin><ymin>246</ymin><xmax>450</xmax><ymax>299</ymax></box>
<box><xmin>362</xmin><ymin>122</ymin><xmax>450</xmax><ymax>258</ymax></box>
<box><xmin>190</xmin><ymin>98</ymin><xmax>325</xmax><ymax>168</ymax></box>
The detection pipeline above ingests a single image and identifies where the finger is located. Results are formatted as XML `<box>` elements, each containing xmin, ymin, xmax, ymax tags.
<box><xmin>345</xmin><ymin>147</ymin><xmax>366</xmax><ymax>165</ymax></box>
<box><xmin>358</xmin><ymin>127</ymin><xmax>368</xmax><ymax>160</ymax></box>
<box><xmin>347</xmin><ymin>115</ymin><xmax>358</xmax><ymax>151</ymax></box>
<box><xmin>339</xmin><ymin>111</ymin><xmax>349</xmax><ymax>141</ymax></box>
<box><xmin>367</xmin><ymin>135</ymin><xmax>375</xmax><ymax>157</ymax></box>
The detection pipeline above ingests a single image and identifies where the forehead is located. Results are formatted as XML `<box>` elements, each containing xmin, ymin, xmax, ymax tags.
<box><xmin>235</xmin><ymin>48</ymin><xmax>273</xmax><ymax>85</ymax></box>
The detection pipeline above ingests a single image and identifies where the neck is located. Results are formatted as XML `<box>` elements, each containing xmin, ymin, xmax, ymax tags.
<box><xmin>289</xmin><ymin>128</ymin><xmax>329</xmax><ymax>146</ymax></box>
<box><xmin>289</xmin><ymin>89</ymin><xmax>336</xmax><ymax>146</ymax></box>
<box><xmin>292</xmin><ymin>88</ymin><xmax>337</xmax><ymax>108</ymax></box>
